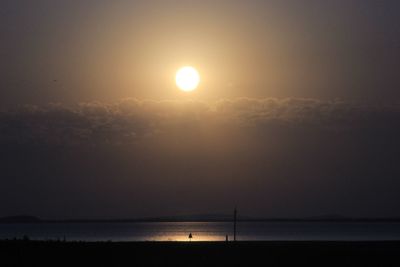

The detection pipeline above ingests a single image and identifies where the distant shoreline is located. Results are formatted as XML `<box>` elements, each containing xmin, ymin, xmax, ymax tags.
<box><xmin>1</xmin><ymin>216</ymin><xmax>400</xmax><ymax>224</ymax></box>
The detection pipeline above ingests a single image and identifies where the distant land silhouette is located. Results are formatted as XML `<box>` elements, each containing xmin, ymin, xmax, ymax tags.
<box><xmin>0</xmin><ymin>216</ymin><xmax>42</xmax><ymax>223</ymax></box>
<box><xmin>1</xmin><ymin>214</ymin><xmax>400</xmax><ymax>224</ymax></box>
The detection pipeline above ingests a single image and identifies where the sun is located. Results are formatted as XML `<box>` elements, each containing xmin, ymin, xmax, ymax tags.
<box><xmin>175</xmin><ymin>66</ymin><xmax>200</xmax><ymax>92</ymax></box>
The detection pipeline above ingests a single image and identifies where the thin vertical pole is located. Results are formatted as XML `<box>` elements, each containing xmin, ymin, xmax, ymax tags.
<box><xmin>234</xmin><ymin>207</ymin><xmax>237</xmax><ymax>241</ymax></box>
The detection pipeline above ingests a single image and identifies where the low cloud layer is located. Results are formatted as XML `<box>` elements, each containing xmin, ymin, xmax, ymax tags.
<box><xmin>1</xmin><ymin>98</ymin><xmax>399</xmax><ymax>146</ymax></box>
<box><xmin>1</xmin><ymin>98</ymin><xmax>399</xmax><ymax>219</ymax></box>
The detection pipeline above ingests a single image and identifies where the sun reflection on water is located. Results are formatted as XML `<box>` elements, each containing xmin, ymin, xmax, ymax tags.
<box><xmin>125</xmin><ymin>222</ymin><xmax>232</xmax><ymax>242</ymax></box>
<box><xmin>145</xmin><ymin>233</ymin><xmax>226</xmax><ymax>242</ymax></box>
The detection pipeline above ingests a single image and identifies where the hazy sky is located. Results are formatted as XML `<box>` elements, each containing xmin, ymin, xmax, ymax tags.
<box><xmin>1</xmin><ymin>1</ymin><xmax>400</xmax><ymax>219</ymax></box>
<box><xmin>1</xmin><ymin>0</ymin><xmax>400</xmax><ymax>105</ymax></box>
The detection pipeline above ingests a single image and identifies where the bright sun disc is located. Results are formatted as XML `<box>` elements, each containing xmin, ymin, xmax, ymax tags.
<box><xmin>176</xmin><ymin>66</ymin><xmax>200</xmax><ymax>92</ymax></box>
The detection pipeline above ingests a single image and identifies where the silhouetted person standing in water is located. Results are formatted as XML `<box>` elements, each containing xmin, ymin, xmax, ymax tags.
<box><xmin>188</xmin><ymin>232</ymin><xmax>193</xmax><ymax>241</ymax></box>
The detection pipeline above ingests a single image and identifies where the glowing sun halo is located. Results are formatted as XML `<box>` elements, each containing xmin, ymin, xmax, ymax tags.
<box><xmin>175</xmin><ymin>66</ymin><xmax>200</xmax><ymax>92</ymax></box>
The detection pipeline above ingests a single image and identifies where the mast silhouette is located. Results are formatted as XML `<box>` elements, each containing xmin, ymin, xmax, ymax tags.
<box><xmin>233</xmin><ymin>207</ymin><xmax>237</xmax><ymax>241</ymax></box>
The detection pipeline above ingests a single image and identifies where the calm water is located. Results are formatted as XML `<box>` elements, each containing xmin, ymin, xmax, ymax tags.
<box><xmin>1</xmin><ymin>222</ymin><xmax>400</xmax><ymax>242</ymax></box>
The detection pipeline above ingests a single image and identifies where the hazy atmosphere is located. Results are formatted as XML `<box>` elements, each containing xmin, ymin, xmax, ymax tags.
<box><xmin>1</xmin><ymin>0</ymin><xmax>400</xmax><ymax>219</ymax></box>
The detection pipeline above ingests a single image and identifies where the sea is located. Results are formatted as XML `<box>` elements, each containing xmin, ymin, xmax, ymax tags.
<box><xmin>1</xmin><ymin>222</ymin><xmax>400</xmax><ymax>242</ymax></box>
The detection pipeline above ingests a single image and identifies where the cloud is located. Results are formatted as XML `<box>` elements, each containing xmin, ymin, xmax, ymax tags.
<box><xmin>1</xmin><ymin>98</ymin><xmax>400</xmax><ymax>218</ymax></box>
<box><xmin>1</xmin><ymin>98</ymin><xmax>399</xmax><ymax>146</ymax></box>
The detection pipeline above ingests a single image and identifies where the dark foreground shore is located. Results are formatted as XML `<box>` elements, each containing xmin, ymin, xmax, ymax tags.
<box><xmin>1</xmin><ymin>240</ymin><xmax>399</xmax><ymax>266</ymax></box>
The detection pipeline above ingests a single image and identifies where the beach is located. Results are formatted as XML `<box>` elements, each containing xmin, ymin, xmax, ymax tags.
<box><xmin>1</xmin><ymin>240</ymin><xmax>399</xmax><ymax>266</ymax></box>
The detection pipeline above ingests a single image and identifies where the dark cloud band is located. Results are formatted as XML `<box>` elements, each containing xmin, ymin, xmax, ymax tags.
<box><xmin>1</xmin><ymin>98</ymin><xmax>399</xmax><ymax>146</ymax></box>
